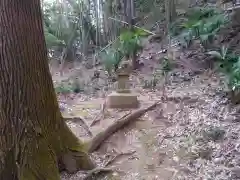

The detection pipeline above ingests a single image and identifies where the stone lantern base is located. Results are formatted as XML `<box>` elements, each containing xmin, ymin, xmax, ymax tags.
<box><xmin>106</xmin><ymin>91</ymin><xmax>139</xmax><ymax>109</ymax></box>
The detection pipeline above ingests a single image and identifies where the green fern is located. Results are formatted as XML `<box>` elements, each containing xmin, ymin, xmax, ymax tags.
<box><xmin>119</xmin><ymin>30</ymin><xmax>143</xmax><ymax>58</ymax></box>
<box><xmin>228</xmin><ymin>57</ymin><xmax>240</xmax><ymax>90</ymax></box>
<box><xmin>172</xmin><ymin>6</ymin><xmax>229</xmax><ymax>48</ymax></box>
<box><xmin>161</xmin><ymin>57</ymin><xmax>172</xmax><ymax>75</ymax></box>
<box><xmin>55</xmin><ymin>82</ymin><xmax>72</xmax><ymax>94</ymax></box>
<box><xmin>207</xmin><ymin>45</ymin><xmax>240</xmax><ymax>90</ymax></box>
<box><xmin>101</xmin><ymin>28</ymin><xmax>146</xmax><ymax>75</ymax></box>
<box><xmin>100</xmin><ymin>48</ymin><xmax>124</xmax><ymax>75</ymax></box>
<box><xmin>44</xmin><ymin>25</ymin><xmax>65</xmax><ymax>48</ymax></box>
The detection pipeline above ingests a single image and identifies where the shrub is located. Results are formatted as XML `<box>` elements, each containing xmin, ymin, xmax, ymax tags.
<box><xmin>100</xmin><ymin>28</ymin><xmax>148</xmax><ymax>75</ymax></box>
<box><xmin>171</xmin><ymin>6</ymin><xmax>229</xmax><ymax>49</ymax></box>
<box><xmin>207</xmin><ymin>45</ymin><xmax>240</xmax><ymax>91</ymax></box>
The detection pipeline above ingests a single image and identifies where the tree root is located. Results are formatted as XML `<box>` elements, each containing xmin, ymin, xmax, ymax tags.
<box><xmin>83</xmin><ymin>167</ymin><xmax>113</xmax><ymax>180</ymax></box>
<box><xmin>61</xmin><ymin>101</ymin><xmax>160</xmax><ymax>178</ymax></box>
<box><xmin>87</xmin><ymin>101</ymin><xmax>160</xmax><ymax>153</ymax></box>
<box><xmin>83</xmin><ymin>149</ymin><xmax>136</xmax><ymax>179</ymax></box>
<box><xmin>60</xmin><ymin>150</ymin><xmax>96</xmax><ymax>174</ymax></box>
<box><xmin>64</xmin><ymin>117</ymin><xmax>93</xmax><ymax>137</ymax></box>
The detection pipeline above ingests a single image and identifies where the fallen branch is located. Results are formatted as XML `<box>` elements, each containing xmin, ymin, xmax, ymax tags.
<box><xmin>64</xmin><ymin>117</ymin><xmax>93</xmax><ymax>137</ymax></box>
<box><xmin>90</xmin><ymin>99</ymin><xmax>107</xmax><ymax>127</ymax></box>
<box><xmin>83</xmin><ymin>150</ymin><xmax>135</xmax><ymax>180</ymax></box>
<box><xmin>104</xmin><ymin>150</ymin><xmax>136</xmax><ymax>167</ymax></box>
<box><xmin>226</xmin><ymin>4</ymin><xmax>240</xmax><ymax>11</ymax></box>
<box><xmin>87</xmin><ymin>101</ymin><xmax>160</xmax><ymax>153</ymax></box>
<box><xmin>83</xmin><ymin>167</ymin><xmax>113</xmax><ymax>180</ymax></box>
<box><xmin>89</xmin><ymin>116</ymin><xmax>102</xmax><ymax>127</ymax></box>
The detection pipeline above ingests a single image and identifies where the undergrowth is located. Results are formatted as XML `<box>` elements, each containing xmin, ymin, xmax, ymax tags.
<box><xmin>100</xmin><ymin>28</ymin><xmax>148</xmax><ymax>75</ymax></box>
<box><xmin>142</xmin><ymin>57</ymin><xmax>173</xmax><ymax>89</ymax></box>
<box><xmin>54</xmin><ymin>79</ymin><xmax>84</xmax><ymax>94</ymax></box>
<box><xmin>171</xmin><ymin>6</ymin><xmax>229</xmax><ymax>49</ymax></box>
<box><xmin>170</xmin><ymin>5</ymin><xmax>240</xmax><ymax>93</ymax></box>
<box><xmin>208</xmin><ymin>46</ymin><xmax>240</xmax><ymax>91</ymax></box>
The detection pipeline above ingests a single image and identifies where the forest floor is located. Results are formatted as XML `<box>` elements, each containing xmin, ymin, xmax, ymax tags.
<box><xmin>53</xmin><ymin>39</ymin><xmax>240</xmax><ymax>180</ymax></box>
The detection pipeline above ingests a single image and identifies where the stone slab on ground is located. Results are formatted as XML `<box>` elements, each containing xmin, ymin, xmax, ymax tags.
<box><xmin>106</xmin><ymin>91</ymin><xmax>139</xmax><ymax>109</ymax></box>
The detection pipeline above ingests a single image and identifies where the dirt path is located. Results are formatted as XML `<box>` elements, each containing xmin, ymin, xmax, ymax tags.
<box><xmin>60</xmin><ymin>71</ymin><xmax>239</xmax><ymax>180</ymax></box>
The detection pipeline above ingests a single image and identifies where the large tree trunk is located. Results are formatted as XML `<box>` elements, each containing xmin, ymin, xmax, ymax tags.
<box><xmin>0</xmin><ymin>1</ymin><xmax>95</xmax><ymax>179</ymax></box>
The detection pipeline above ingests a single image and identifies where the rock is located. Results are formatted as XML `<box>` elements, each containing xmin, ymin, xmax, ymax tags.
<box><xmin>213</xmin><ymin>157</ymin><xmax>224</xmax><ymax>164</ymax></box>
<box><xmin>173</xmin><ymin>156</ymin><xmax>180</xmax><ymax>162</ymax></box>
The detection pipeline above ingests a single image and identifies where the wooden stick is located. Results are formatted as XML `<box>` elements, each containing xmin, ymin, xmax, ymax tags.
<box><xmin>83</xmin><ymin>167</ymin><xmax>113</xmax><ymax>180</ymax></box>
<box><xmin>87</xmin><ymin>101</ymin><xmax>160</xmax><ymax>153</ymax></box>
<box><xmin>108</xmin><ymin>17</ymin><xmax>156</xmax><ymax>35</ymax></box>
<box><xmin>104</xmin><ymin>150</ymin><xmax>136</xmax><ymax>167</ymax></box>
<box><xmin>93</xmin><ymin>37</ymin><xmax>120</xmax><ymax>60</ymax></box>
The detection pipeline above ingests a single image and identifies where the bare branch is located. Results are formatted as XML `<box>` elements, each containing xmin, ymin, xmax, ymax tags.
<box><xmin>108</xmin><ymin>17</ymin><xmax>156</xmax><ymax>35</ymax></box>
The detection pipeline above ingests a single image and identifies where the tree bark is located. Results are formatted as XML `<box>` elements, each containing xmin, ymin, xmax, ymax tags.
<box><xmin>165</xmin><ymin>0</ymin><xmax>177</xmax><ymax>32</ymax></box>
<box><xmin>0</xmin><ymin>1</ymin><xmax>95</xmax><ymax>180</ymax></box>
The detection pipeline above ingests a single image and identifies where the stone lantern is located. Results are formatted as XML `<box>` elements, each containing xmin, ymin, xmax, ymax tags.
<box><xmin>116</xmin><ymin>61</ymin><xmax>131</xmax><ymax>93</ymax></box>
<box><xmin>116</xmin><ymin>71</ymin><xmax>131</xmax><ymax>93</ymax></box>
<box><xmin>106</xmin><ymin>60</ymin><xmax>139</xmax><ymax>109</ymax></box>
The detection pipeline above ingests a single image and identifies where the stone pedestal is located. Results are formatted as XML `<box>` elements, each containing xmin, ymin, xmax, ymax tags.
<box><xmin>106</xmin><ymin>91</ymin><xmax>139</xmax><ymax>109</ymax></box>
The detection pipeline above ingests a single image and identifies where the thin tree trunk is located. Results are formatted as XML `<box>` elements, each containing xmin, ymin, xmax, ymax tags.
<box><xmin>130</xmin><ymin>0</ymin><xmax>138</xmax><ymax>70</ymax></box>
<box><xmin>0</xmin><ymin>1</ymin><xmax>95</xmax><ymax>179</ymax></box>
<box><xmin>125</xmin><ymin>0</ymin><xmax>138</xmax><ymax>69</ymax></box>
<box><xmin>165</xmin><ymin>0</ymin><xmax>177</xmax><ymax>60</ymax></box>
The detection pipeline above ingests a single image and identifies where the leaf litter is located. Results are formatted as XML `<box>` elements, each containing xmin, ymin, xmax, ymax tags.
<box><xmin>54</xmin><ymin>36</ymin><xmax>240</xmax><ymax>179</ymax></box>
<box><xmin>58</xmin><ymin>66</ymin><xmax>240</xmax><ymax>180</ymax></box>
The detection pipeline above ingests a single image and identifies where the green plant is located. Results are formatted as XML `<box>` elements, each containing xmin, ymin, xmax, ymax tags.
<box><xmin>72</xmin><ymin>78</ymin><xmax>84</xmax><ymax>93</ymax></box>
<box><xmin>54</xmin><ymin>79</ymin><xmax>85</xmax><ymax>94</ymax></box>
<box><xmin>161</xmin><ymin>57</ymin><xmax>172</xmax><ymax>74</ymax></box>
<box><xmin>55</xmin><ymin>82</ymin><xmax>72</xmax><ymax>94</ymax></box>
<box><xmin>142</xmin><ymin>68</ymin><xmax>162</xmax><ymax>89</ymax></box>
<box><xmin>100</xmin><ymin>48</ymin><xmax>123</xmax><ymax>75</ymax></box>
<box><xmin>207</xmin><ymin>45</ymin><xmax>229</xmax><ymax>61</ymax></box>
<box><xmin>207</xmin><ymin>45</ymin><xmax>240</xmax><ymax>91</ymax></box>
<box><xmin>100</xmin><ymin>28</ymin><xmax>147</xmax><ymax>75</ymax></box>
<box><xmin>207</xmin><ymin>44</ymin><xmax>238</xmax><ymax>71</ymax></box>
<box><xmin>44</xmin><ymin>24</ymin><xmax>65</xmax><ymax>48</ymax></box>
<box><xmin>119</xmin><ymin>29</ymin><xmax>145</xmax><ymax>58</ymax></box>
<box><xmin>229</xmin><ymin>57</ymin><xmax>240</xmax><ymax>91</ymax></box>
<box><xmin>207</xmin><ymin>45</ymin><xmax>235</xmax><ymax>72</ymax></box>
<box><xmin>171</xmin><ymin>6</ymin><xmax>229</xmax><ymax>48</ymax></box>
